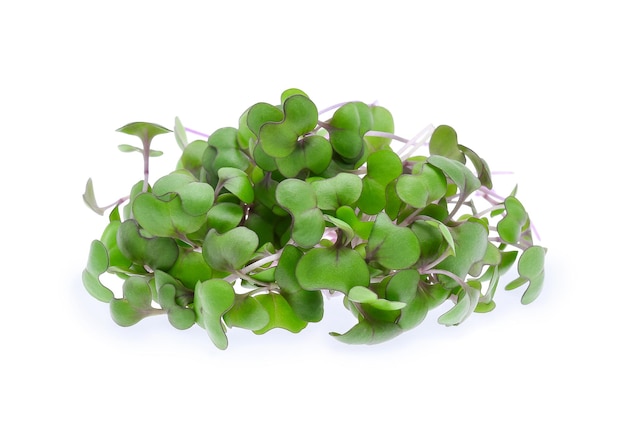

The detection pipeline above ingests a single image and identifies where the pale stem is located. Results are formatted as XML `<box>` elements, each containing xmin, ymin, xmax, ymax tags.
<box><xmin>445</xmin><ymin>197</ymin><xmax>466</xmax><ymax>223</ymax></box>
<box><xmin>364</xmin><ymin>130</ymin><xmax>412</xmax><ymax>144</ymax></box>
<box><xmin>475</xmin><ymin>203</ymin><xmax>505</xmax><ymax>218</ymax></box>
<box><xmin>488</xmin><ymin>236</ymin><xmax>533</xmax><ymax>250</ymax></box>
<box><xmin>185</xmin><ymin>127</ymin><xmax>209</xmax><ymax>138</ymax></box>
<box><xmin>427</xmin><ymin>269</ymin><xmax>470</xmax><ymax>290</ymax></box>
<box><xmin>239</xmin><ymin>252</ymin><xmax>282</xmax><ymax>274</ymax></box>
<box><xmin>398</xmin><ymin>208</ymin><xmax>422</xmax><ymax>226</ymax></box>
<box><xmin>318</xmin><ymin>101</ymin><xmax>352</xmax><ymax>115</ymax></box>
<box><xmin>224</xmin><ymin>270</ymin><xmax>263</xmax><ymax>285</ymax></box>
<box><xmin>247</xmin><ymin>284</ymin><xmax>279</xmax><ymax>296</ymax></box>
<box><xmin>397</xmin><ymin>124</ymin><xmax>435</xmax><ymax>161</ymax></box>
<box><xmin>531</xmin><ymin>222</ymin><xmax>542</xmax><ymax>241</ymax></box>
<box><xmin>142</xmin><ymin>139</ymin><xmax>150</xmax><ymax>193</ymax></box>
<box><xmin>316</xmin><ymin>120</ymin><xmax>333</xmax><ymax>131</ymax></box>
<box><xmin>102</xmin><ymin>195</ymin><xmax>130</xmax><ymax>211</ymax></box>
<box><xmin>420</xmin><ymin>249</ymin><xmax>453</xmax><ymax>273</ymax></box>
<box><xmin>478</xmin><ymin>186</ymin><xmax>506</xmax><ymax>202</ymax></box>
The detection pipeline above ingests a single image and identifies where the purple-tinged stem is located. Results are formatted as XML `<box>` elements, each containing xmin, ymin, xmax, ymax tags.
<box><xmin>185</xmin><ymin>127</ymin><xmax>210</xmax><ymax>138</ymax></box>
<box><xmin>397</xmin><ymin>124</ymin><xmax>434</xmax><ymax>161</ymax></box>
<box><xmin>142</xmin><ymin>140</ymin><xmax>150</xmax><ymax>192</ymax></box>
<box><xmin>103</xmin><ymin>195</ymin><xmax>130</xmax><ymax>210</ymax></box>
<box><xmin>365</xmin><ymin>130</ymin><xmax>412</xmax><ymax>143</ymax></box>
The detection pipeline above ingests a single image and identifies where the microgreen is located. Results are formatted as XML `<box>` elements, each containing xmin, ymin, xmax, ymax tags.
<box><xmin>82</xmin><ymin>89</ymin><xmax>547</xmax><ymax>349</ymax></box>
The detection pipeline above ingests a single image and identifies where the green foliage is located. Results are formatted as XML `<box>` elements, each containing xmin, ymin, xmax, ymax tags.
<box><xmin>82</xmin><ymin>89</ymin><xmax>547</xmax><ymax>349</ymax></box>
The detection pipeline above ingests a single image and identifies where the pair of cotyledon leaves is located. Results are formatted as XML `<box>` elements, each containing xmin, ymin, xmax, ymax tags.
<box><xmin>233</xmin><ymin>91</ymin><xmax>394</xmax><ymax>179</ymax></box>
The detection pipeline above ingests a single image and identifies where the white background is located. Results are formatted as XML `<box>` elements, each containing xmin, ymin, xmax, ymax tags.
<box><xmin>1</xmin><ymin>1</ymin><xmax>623</xmax><ymax>420</ymax></box>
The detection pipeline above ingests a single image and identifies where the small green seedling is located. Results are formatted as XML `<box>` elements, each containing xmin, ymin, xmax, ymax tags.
<box><xmin>82</xmin><ymin>89</ymin><xmax>547</xmax><ymax>349</ymax></box>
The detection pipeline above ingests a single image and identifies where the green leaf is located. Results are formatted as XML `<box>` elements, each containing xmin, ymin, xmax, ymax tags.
<box><xmin>429</xmin><ymin>125</ymin><xmax>465</xmax><ymax>162</ymax></box>
<box><xmin>311</xmin><ymin>173</ymin><xmax>363</xmax><ymax>211</ymax></box>
<box><xmin>82</xmin><ymin>270</ymin><xmax>113</xmax><ymax>304</ymax></box>
<box><xmin>427</xmin><ymin>155</ymin><xmax>481</xmax><ymax>199</ymax></box>
<box><xmin>167</xmin><ymin>306</ymin><xmax>196</xmax><ymax>330</ymax></box>
<box><xmin>153</xmin><ymin>271</ymin><xmax>195</xmax><ymax>320</ymax></box>
<box><xmin>410</xmin><ymin>220</ymin><xmax>446</xmax><ymax>263</ymax></box>
<box><xmin>295</xmin><ymin>246</ymin><xmax>369</xmax><ymax>294</ymax></box>
<box><xmin>347</xmin><ymin>285</ymin><xmax>378</xmax><ymax>303</ymax></box>
<box><xmin>364</xmin><ymin>105</ymin><xmax>394</xmax><ymax>151</ymax></box>
<box><xmin>174</xmin><ymin>116</ymin><xmax>188</xmax><ymax>150</ymax></box>
<box><xmin>328</xmin><ymin>102</ymin><xmax>372</xmax><ymax>163</ymax></box>
<box><xmin>203</xmin><ymin>227</ymin><xmax>259</xmax><ymax>271</ymax></box>
<box><xmin>366</xmin><ymin>213</ymin><xmax>420</xmax><ymax>270</ymax></box>
<box><xmin>116</xmin><ymin>122</ymin><xmax>172</xmax><ymax>145</ymax></box>
<box><xmin>324</xmin><ymin>215</ymin><xmax>355</xmax><ymax>244</ymax></box>
<box><xmin>83</xmin><ymin>241</ymin><xmax>114</xmax><ymax>303</ymax></box>
<box><xmin>506</xmin><ymin>246</ymin><xmax>546</xmax><ymax>304</ymax></box>
<box><xmin>385</xmin><ymin>269</ymin><xmax>420</xmax><ymax>303</ymax></box>
<box><xmin>116</xmin><ymin>219</ymin><xmax>179</xmax><ymax>271</ymax></box>
<box><xmin>202</xmin><ymin>127</ymin><xmax>251</xmax><ymax>185</ymax></box>
<box><xmin>424</xmin><ymin>220</ymin><xmax>455</xmax><ymax>256</ymax></box>
<box><xmin>280</xmin><ymin>88</ymin><xmax>309</xmax><ymax>103</ymax></box>
<box><xmin>86</xmin><ymin>239</ymin><xmax>109</xmax><ymax>276</ymax></box>
<box><xmin>357</xmin><ymin>150</ymin><xmax>403</xmax><ymax>215</ymax></box>
<box><xmin>469</xmin><ymin>242</ymin><xmax>502</xmax><ymax>277</ymax></box>
<box><xmin>474</xmin><ymin>300</ymin><xmax>497</xmax><ymax>313</ymax></box>
<box><xmin>99</xmin><ymin>221</ymin><xmax>132</xmax><ymax>271</ymax></box>
<box><xmin>194</xmin><ymin>279</ymin><xmax>236</xmax><ymax>349</ymax></box>
<box><xmin>336</xmin><ymin>206</ymin><xmax>373</xmax><ymax>240</ymax></box>
<box><xmin>132</xmin><ymin>193</ymin><xmax>176</xmax><ymax>236</ymax></box>
<box><xmin>275</xmin><ymin>244</ymin><xmax>304</xmax><ymax>293</ymax></box>
<box><xmin>497</xmin><ymin>196</ymin><xmax>529</xmax><ymax>244</ymax></box>
<box><xmin>152</xmin><ymin>171</ymin><xmax>195</xmax><ymax>196</ymax></box>
<box><xmin>151</xmin><ymin>172</ymin><xmax>215</xmax><ymax>216</ymax></box>
<box><xmin>252</xmin><ymin>176</ymin><xmax>283</xmax><ymax>215</ymax></box>
<box><xmin>110</xmin><ymin>276</ymin><xmax>155</xmax><ymax>327</ymax></box>
<box><xmin>253</xmin><ymin>293</ymin><xmax>308</xmax><ymax>334</ymax></box>
<box><xmin>223</xmin><ymin>295</ymin><xmax>270</xmax><ymax>331</ymax></box>
<box><xmin>176</xmin><ymin>182</ymin><xmax>215</xmax><ymax>215</ymax></box>
<box><xmin>275</xmin><ymin>179</ymin><xmax>325</xmax><ymax>248</ymax></box>
<box><xmin>117</xmin><ymin>144</ymin><xmax>163</xmax><ymax>156</ymax></box>
<box><xmin>459</xmin><ymin>145</ymin><xmax>492</xmax><ymax>189</ymax></box>
<box><xmin>395</xmin><ymin>164</ymin><xmax>447</xmax><ymax>208</ymax></box>
<box><xmin>330</xmin><ymin>320</ymin><xmax>403</xmax><ymax>345</ymax></box>
<box><xmin>217</xmin><ymin>167</ymin><xmax>254</xmax><ymax>203</ymax></box>
<box><xmin>281</xmin><ymin>289</ymin><xmax>324</xmax><ymax>323</ymax></box>
<box><xmin>178</xmin><ymin>140</ymin><xmax>207</xmax><ymax>179</ymax></box>
<box><xmin>110</xmin><ymin>299</ymin><xmax>148</xmax><ymax>327</ymax></box>
<box><xmin>83</xmin><ymin>178</ymin><xmax>107</xmax><ymax>215</ymax></box>
<box><xmin>132</xmin><ymin>192</ymin><xmax>207</xmax><ymax>237</ymax></box>
<box><xmin>168</xmin><ymin>249</ymin><xmax>214</xmax><ymax>290</ymax></box>
<box><xmin>435</xmin><ymin>221</ymin><xmax>488</xmax><ymax>287</ymax></box>
<box><xmin>274</xmin><ymin>245</ymin><xmax>324</xmax><ymax>322</ymax></box>
<box><xmin>245</xmin><ymin>102</ymin><xmax>283</xmax><ymax>140</ymax></box>
<box><xmin>437</xmin><ymin>286</ymin><xmax>480</xmax><ymax>326</ymax></box>
<box><xmin>421</xmin><ymin>282</ymin><xmax>451</xmax><ymax>310</ymax></box>
<box><xmin>206</xmin><ymin>202</ymin><xmax>244</xmax><ymax>233</ymax></box>
<box><xmin>385</xmin><ymin>271</ymin><xmax>431</xmax><ymax>330</ymax></box>
<box><xmin>348</xmin><ymin>286</ymin><xmax>406</xmax><ymax>311</ymax></box>
<box><xmin>122</xmin><ymin>275</ymin><xmax>153</xmax><ymax>308</ymax></box>
<box><xmin>397</xmin><ymin>293</ymin><xmax>429</xmax><ymax>330</ymax></box>
<box><xmin>275</xmin><ymin>135</ymin><xmax>333</xmax><ymax>177</ymax></box>
<box><xmin>384</xmin><ymin>180</ymin><xmax>403</xmax><ymax>220</ymax></box>
<box><xmin>258</xmin><ymin>95</ymin><xmax>319</xmax><ymax>158</ymax></box>
<box><xmin>117</xmin><ymin>144</ymin><xmax>143</xmax><ymax>154</ymax></box>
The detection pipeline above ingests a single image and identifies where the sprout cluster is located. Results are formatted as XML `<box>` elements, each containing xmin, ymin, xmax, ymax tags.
<box><xmin>83</xmin><ymin>88</ymin><xmax>546</xmax><ymax>349</ymax></box>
